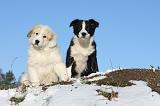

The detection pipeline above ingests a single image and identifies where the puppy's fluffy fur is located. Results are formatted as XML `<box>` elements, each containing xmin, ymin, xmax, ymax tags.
<box><xmin>21</xmin><ymin>25</ymin><xmax>69</xmax><ymax>86</ymax></box>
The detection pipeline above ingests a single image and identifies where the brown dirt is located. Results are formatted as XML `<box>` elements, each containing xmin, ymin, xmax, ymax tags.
<box><xmin>41</xmin><ymin>81</ymin><xmax>74</xmax><ymax>91</ymax></box>
<box><xmin>86</xmin><ymin>69</ymin><xmax>160</xmax><ymax>94</ymax></box>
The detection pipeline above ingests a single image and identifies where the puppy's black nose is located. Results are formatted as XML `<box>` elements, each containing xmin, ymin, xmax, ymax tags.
<box><xmin>82</xmin><ymin>32</ymin><xmax>86</xmax><ymax>37</ymax></box>
<box><xmin>35</xmin><ymin>40</ymin><xmax>40</xmax><ymax>45</ymax></box>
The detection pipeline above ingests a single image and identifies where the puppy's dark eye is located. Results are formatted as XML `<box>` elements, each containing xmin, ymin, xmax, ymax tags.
<box><xmin>43</xmin><ymin>36</ymin><xmax>46</xmax><ymax>38</ymax></box>
<box><xmin>36</xmin><ymin>33</ymin><xmax>38</xmax><ymax>35</ymax></box>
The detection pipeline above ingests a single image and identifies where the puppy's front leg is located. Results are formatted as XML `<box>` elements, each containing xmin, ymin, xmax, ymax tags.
<box><xmin>54</xmin><ymin>63</ymin><xmax>70</xmax><ymax>82</ymax></box>
<box><xmin>28</xmin><ymin>67</ymin><xmax>40</xmax><ymax>86</ymax></box>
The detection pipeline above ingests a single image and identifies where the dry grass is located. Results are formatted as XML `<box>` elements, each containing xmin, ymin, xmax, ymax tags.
<box><xmin>96</xmin><ymin>89</ymin><xmax>118</xmax><ymax>100</ymax></box>
<box><xmin>41</xmin><ymin>81</ymin><xmax>73</xmax><ymax>91</ymax></box>
<box><xmin>0</xmin><ymin>82</ymin><xmax>17</xmax><ymax>90</ymax></box>
<box><xmin>86</xmin><ymin>69</ymin><xmax>160</xmax><ymax>94</ymax></box>
<box><xmin>10</xmin><ymin>97</ymin><xmax>25</xmax><ymax>105</ymax></box>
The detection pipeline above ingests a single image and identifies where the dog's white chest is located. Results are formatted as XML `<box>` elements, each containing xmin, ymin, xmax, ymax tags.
<box><xmin>28</xmin><ymin>50</ymin><xmax>53</xmax><ymax>66</ymax></box>
<box><xmin>71</xmin><ymin>46</ymin><xmax>94</xmax><ymax>57</ymax></box>
<box><xmin>70</xmin><ymin>38</ymin><xmax>95</xmax><ymax>75</ymax></box>
<box><xmin>71</xmin><ymin>37</ymin><xmax>95</xmax><ymax>56</ymax></box>
<box><xmin>28</xmin><ymin>47</ymin><xmax>62</xmax><ymax>66</ymax></box>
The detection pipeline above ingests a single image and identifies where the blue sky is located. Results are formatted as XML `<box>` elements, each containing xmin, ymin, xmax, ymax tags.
<box><xmin>0</xmin><ymin>0</ymin><xmax>160</xmax><ymax>79</ymax></box>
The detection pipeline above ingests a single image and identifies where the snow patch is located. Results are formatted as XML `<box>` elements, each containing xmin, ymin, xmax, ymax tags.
<box><xmin>0</xmin><ymin>80</ymin><xmax>160</xmax><ymax>106</ymax></box>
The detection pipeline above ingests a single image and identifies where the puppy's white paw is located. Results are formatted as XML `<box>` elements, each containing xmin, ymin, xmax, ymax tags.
<box><xmin>60</xmin><ymin>73</ymin><xmax>70</xmax><ymax>82</ymax></box>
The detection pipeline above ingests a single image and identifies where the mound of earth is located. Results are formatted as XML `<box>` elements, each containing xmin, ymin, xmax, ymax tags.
<box><xmin>86</xmin><ymin>68</ymin><xmax>160</xmax><ymax>94</ymax></box>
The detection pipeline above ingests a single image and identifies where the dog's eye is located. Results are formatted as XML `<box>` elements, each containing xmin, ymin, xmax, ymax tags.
<box><xmin>36</xmin><ymin>33</ymin><xmax>38</xmax><ymax>35</ymax></box>
<box><xmin>43</xmin><ymin>36</ymin><xmax>47</xmax><ymax>38</ymax></box>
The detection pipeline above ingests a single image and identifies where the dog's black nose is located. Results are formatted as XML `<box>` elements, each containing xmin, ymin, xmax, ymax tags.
<box><xmin>82</xmin><ymin>32</ymin><xmax>86</xmax><ymax>37</ymax></box>
<box><xmin>35</xmin><ymin>40</ymin><xmax>40</xmax><ymax>45</ymax></box>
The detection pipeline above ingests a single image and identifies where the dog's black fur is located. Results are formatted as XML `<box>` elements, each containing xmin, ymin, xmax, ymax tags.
<box><xmin>66</xmin><ymin>19</ymin><xmax>99</xmax><ymax>77</ymax></box>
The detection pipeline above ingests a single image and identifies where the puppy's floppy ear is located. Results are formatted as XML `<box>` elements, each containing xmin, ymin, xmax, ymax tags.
<box><xmin>69</xmin><ymin>19</ymin><xmax>80</xmax><ymax>27</ymax></box>
<box><xmin>47</xmin><ymin>32</ymin><xmax>53</xmax><ymax>41</ymax></box>
<box><xmin>27</xmin><ymin>30</ymin><xmax>32</xmax><ymax>38</ymax></box>
<box><xmin>48</xmin><ymin>32</ymin><xmax>57</xmax><ymax>48</ymax></box>
<box><xmin>89</xmin><ymin>19</ymin><xmax>99</xmax><ymax>28</ymax></box>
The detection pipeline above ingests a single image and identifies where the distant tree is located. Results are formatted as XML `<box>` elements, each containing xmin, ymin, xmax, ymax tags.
<box><xmin>5</xmin><ymin>70</ymin><xmax>15</xmax><ymax>83</ymax></box>
<box><xmin>0</xmin><ymin>60</ymin><xmax>18</xmax><ymax>89</ymax></box>
<box><xmin>0</xmin><ymin>68</ymin><xmax>4</xmax><ymax>82</ymax></box>
<box><xmin>0</xmin><ymin>68</ymin><xmax>2</xmax><ymax>73</ymax></box>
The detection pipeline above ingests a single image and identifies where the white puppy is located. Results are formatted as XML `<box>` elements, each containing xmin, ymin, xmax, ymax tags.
<box><xmin>21</xmin><ymin>25</ymin><xmax>69</xmax><ymax>86</ymax></box>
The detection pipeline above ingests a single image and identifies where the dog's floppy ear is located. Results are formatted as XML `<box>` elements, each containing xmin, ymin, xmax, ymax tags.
<box><xmin>27</xmin><ymin>30</ymin><xmax>32</xmax><ymax>38</ymax></box>
<box><xmin>47</xmin><ymin>32</ymin><xmax>53</xmax><ymax>41</ymax></box>
<box><xmin>88</xmin><ymin>19</ymin><xmax>99</xmax><ymax>28</ymax></box>
<box><xmin>48</xmin><ymin>32</ymin><xmax>57</xmax><ymax>48</ymax></box>
<box><xmin>69</xmin><ymin>19</ymin><xmax>80</xmax><ymax>27</ymax></box>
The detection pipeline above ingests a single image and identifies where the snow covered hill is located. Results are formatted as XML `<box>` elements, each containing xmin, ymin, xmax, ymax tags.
<box><xmin>0</xmin><ymin>69</ymin><xmax>160</xmax><ymax>106</ymax></box>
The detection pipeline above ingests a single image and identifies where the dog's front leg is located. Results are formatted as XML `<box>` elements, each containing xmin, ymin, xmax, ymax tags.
<box><xmin>28</xmin><ymin>67</ymin><xmax>40</xmax><ymax>86</ymax></box>
<box><xmin>54</xmin><ymin>63</ymin><xmax>70</xmax><ymax>82</ymax></box>
<box><xmin>89</xmin><ymin>51</ymin><xmax>99</xmax><ymax>73</ymax></box>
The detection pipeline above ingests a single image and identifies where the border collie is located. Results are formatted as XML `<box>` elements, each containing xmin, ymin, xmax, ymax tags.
<box><xmin>66</xmin><ymin>19</ymin><xmax>99</xmax><ymax>78</ymax></box>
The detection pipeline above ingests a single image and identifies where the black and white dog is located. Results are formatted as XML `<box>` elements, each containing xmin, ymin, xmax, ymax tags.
<box><xmin>66</xmin><ymin>19</ymin><xmax>99</xmax><ymax>78</ymax></box>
